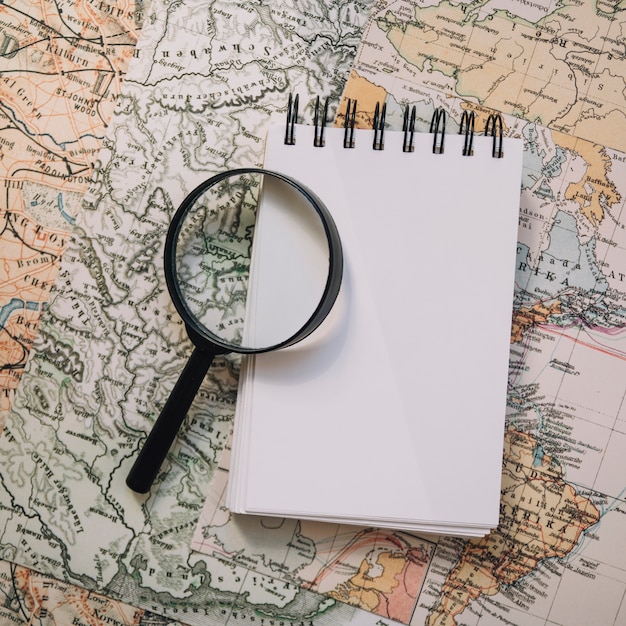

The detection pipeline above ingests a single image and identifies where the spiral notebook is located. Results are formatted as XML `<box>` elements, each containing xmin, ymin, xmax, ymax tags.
<box><xmin>226</xmin><ymin>106</ymin><xmax>524</xmax><ymax>537</ymax></box>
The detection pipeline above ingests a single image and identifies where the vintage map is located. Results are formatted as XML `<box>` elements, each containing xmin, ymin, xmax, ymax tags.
<box><xmin>0</xmin><ymin>0</ymin><xmax>145</xmax><ymax>416</ymax></box>
<box><xmin>0</xmin><ymin>1</ymin><xmax>175</xmax><ymax>624</ymax></box>
<box><xmin>189</xmin><ymin>94</ymin><xmax>626</xmax><ymax>625</ymax></box>
<box><xmin>264</xmin><ymin>0</ymin><xmax>623</xmax><ymax>623</ymax></box>
<box><xmin>0</xmin><ymin>0</ymin><xmax>398</xmax><ymax>625</ymax></box>
<box><xmin>1</xmin><ymin>0</ymin><xmax>626</xmax><ymax>625</ymax></box>
<box><xmin>347</xmin><ymin>0</ymin><xmax>626</xmax><ymax>152</ymax></box>
<box><xmin>0</xmin><ymin>560</ymin><xmax>183</xmax><ymax>626</ymax></box>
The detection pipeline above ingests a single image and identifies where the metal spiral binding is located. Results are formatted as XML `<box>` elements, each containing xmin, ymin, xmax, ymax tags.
<box><xmin>372</xmin><ymin>101</ymin><xmax>386</xmax><ymax>151</ymax></box>
<box><xmin>459</xmin><ymin>110</ymin><xmax>475</xmax><ymax>156</ymax></box>
<box><xmin>343</xmin><ymin>98</ymin><xmax>357</xmax><ymax>149</ymax></box>
<box><xmin>430</xmin><ymin>107</ymin><xmax>446</xmax><ymax>154</ymax></box>
<box><xmin>485</xmin><ymin>113</ymin><xmax>504</xmax><ymax>158</ymax></box>
<box><xmin>284</xmin><ymin>93</ymin><xmax>299</xmax><ymax>145</ymax></box>
<box><xmin>403</xmin><ymin>105</ymin><xmax>416</xmax><ymax>152</ymax></box>
<box><xmin>314</xmin><ymin>96</ymin><xmax>329</xmax><ymax>147</ymax></box>
<box><xmin>283</xmin><ymin>96</ymin><xmax>503</xmax><ymax>158</ymax></box>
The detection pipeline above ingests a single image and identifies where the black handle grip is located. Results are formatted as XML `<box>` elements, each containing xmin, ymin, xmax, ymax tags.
<box><xmin>126</xmin><ymin>346</ymin><xmax>216</xmax><ymax>493</ymax></box>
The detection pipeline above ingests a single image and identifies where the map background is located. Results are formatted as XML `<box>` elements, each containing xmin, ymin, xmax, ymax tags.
<box><xmin>1</xmin><ymin>0</ymin><xmax>405</xmax><ymax>625</ymax></box>
<box><xmin>0</xmin><ymin>1</ymin><xmax>176</xmax><ymax>623</ymax></box>
<box><xmin>1</xmin><ymin>0</ymin><xmax>626</xmax><ymax>625</ymax></box>
<box><xmin>357</xmin><ymin>0</ymin><xmax>626</xmax><ymax>152</ymax></box>
<box><xmin>189</xmin><ymin>93</ymin><xmax>626</xmax><ymax>625</ymax></box>
<box><xmin>321</xmin><ymin>1</ymin><xmax>626</xmax><ymax>624</ymax></box>
<box><xmin>0</xmin><ymin>0</ymin><xmax>145</xmax><ymax>417</ymax></box>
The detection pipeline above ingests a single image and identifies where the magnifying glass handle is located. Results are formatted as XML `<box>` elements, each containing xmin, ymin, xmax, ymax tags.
<box><xmin>126</xmin><ymin>346</ymin><xmax>216</xmax><ymax>493</ymax></box>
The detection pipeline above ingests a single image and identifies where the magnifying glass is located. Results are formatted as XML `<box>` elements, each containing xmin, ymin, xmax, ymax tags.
<box><xmin>126</xmin><ymin>168</ymin><xmax>343</xmax><ymax>493</ymax></box>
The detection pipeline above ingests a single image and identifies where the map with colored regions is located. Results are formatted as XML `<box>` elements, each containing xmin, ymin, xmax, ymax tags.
<box><xmin>0</xmin><ymin>0</ymin><xmax>410</xmax><ymax>625</ymax></box>
<box><xmin>348</xmin><ymin>0</ymin><xmax>625</xmax><ymax>152</ymax></box>
<box><xmin>0</xmin><ymin>0</ymin><xmax>144</xmax><ymax>417</ymax></box>
<box><xmin>0</xmin><ymin>1</ymin><xmax>169</xmax><ymax>624</ymax></box>
<box><xmin>0</xmin><ymin>560</ymin><xmax>184</xmax><ymax>626</ymax></box>
<box><xmin>2</xmin><ymin>0</ymin><xmax>626</xmax><ymax>625</ymax></box>
<box><xmin>320</xmin><ymin>0</ymin><xmax>626</xmax><ymax>620</ymax></box>
<box><xmin>190</xmin><ymin>90</ymin><xmax>626</xmax><ymax>624</ymax></box>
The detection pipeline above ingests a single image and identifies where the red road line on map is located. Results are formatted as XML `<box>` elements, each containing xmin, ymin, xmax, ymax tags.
<box><xmin>538</xmin><ymin>324</ymin><xmax>626</xmax><ymax>361</ymax></box>
<box><xmin>304</xmin><ymin>532</ymin><xmax>403</xmax><ymax>589</ymax></box>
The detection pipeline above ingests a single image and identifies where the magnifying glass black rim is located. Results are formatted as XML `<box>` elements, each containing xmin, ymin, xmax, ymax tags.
<box><xmin>163</xmin><ymin>167</ymin><xmax>343</xmax><ymax>355</ymax></box>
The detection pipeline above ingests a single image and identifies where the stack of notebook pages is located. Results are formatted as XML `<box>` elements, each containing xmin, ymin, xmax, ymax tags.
<box><xmin>227</xmin><ymin>116</ymin><xmax>524</xmax><ymax>537</ymax></box>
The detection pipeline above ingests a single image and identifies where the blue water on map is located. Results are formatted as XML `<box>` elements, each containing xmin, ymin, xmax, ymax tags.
<box><xmin>0</xmin><ymin>299</ymin><xmax>41</xmax><ymax>329</ymax></box>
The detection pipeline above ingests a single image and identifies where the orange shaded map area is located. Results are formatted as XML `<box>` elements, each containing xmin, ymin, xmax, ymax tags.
<box><xmin>427</xmin><ymin>429</ymin><xmax>600</xmax><ymax>626</ymax></box>
<box><xmin>556</xmin><ymin>132</ymin><xmax>622</xmax><ymax>227</ymax></box>
<box><xmin>511</xmin><ymin>300</ymin><xmax>562</xmax><ymax>343</ymax></box>
<box><xmin>336</xmin><ymin>70</ymin><xmax>389</xmax><ymax>129</ymax></box>
<box><xmin>375</xmin><ymin>0</ymin><xmax>626</xmax><ymax>151</ymax></box>
<box><xmin>0</xmin><ymin>0</ymin><xmax>142</xmax><ymax>412</ymax></box>
<box><xmin>0</xmin><ymin>562</ymin><xmax>144</xmax><ymax>624</ymax></box>
<box><xmin>301</xmin><ymin>527</ymin><xmax>432</xmax><ymax>623</ymax></box>
<box><xmin>329</xmin><ymin>547</ymin><xmax>428</xmax><ymax>622</ymax></box>
<box><xmin>0</xmin><ymin>0</ymin><xmax>141</xmax><ymax>191</ymax></box>
<box><xmin>0</xmin><ymin>210</ymin><xmax>67</xmax><ymax>414</ymax></box>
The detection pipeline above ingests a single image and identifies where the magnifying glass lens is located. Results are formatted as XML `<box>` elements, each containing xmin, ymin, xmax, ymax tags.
<box><xmin>127</xmin><ymin>169</ymin><xmax>342</xmax><ymax>494</ymax></box>
<box><xmin>174</xmin><ymin>171</ymin><xmax>331</xmax><ymax>350</ymax></box>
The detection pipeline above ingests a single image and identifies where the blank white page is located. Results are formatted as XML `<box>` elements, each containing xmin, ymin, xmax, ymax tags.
<box><xmin>227</xmin><ymin>123</ymin><xmax>523</xmax><ymax>533</ymax></box>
